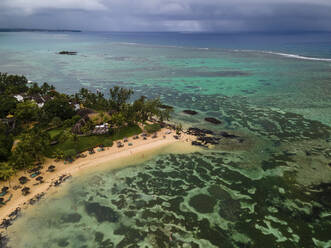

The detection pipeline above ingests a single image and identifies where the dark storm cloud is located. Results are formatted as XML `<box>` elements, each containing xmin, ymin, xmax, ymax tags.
<box><xmin>0</xmin><ymin>0</ymin><xmax>331</xmax><ymax>32</ymax></box>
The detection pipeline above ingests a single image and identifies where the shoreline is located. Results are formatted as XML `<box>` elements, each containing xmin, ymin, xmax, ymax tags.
<box><xmin>0</xmin><ymin>128</ymin><xmax>198</xmax><ymax>234</ymax></box>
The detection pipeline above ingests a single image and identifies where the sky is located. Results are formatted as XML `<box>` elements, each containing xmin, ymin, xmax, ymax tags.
<box><xmin>0</xmin><ymin>0</ymin><xmax>331</xmax><ymax>32</ymax></box>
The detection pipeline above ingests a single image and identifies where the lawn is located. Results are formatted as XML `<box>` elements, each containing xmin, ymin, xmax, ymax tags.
<box><xmin>48</xmin><ymin>127</ymin><xmax>66</xmax><ymax>139</ymax></box>
<box><xmin>48</xmin><ymin>125</ymin><xmax>142</xmax><ymax>156</ymax></box>
<box><xmin>144</xmin><ymin>123</ymin><xmax>161</xmax><ymax>133</ymax></box>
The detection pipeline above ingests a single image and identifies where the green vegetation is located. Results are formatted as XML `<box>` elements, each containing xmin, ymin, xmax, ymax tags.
<box><xmin>0</xmin><ymin>72</ymin><xmax>171</xmax><ymax>181</ymax></box>
<box><xmin>144</xmin><ymin>123</ymin><xmax>161</xmax><ymax>134</ymax></box>
<box><xmin>49</xmin><ymin>125</ymin><xmax>141</xmax><ymax>156</ymax></box>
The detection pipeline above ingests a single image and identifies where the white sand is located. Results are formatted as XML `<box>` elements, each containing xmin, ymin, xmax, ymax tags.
<box><xmin>0</xmin><ymin>129</ymin><xmax>198</xmax><ymax>225</ymax></box>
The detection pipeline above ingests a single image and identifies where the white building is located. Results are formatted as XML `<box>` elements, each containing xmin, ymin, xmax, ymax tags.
<box><xmin>14</xmin><ymin>95</ymin><xmax>24</xmax><ymax>102</ymax></box>
<box><xmin>74</xmin><ymin>104</ymin><xmax>80</xmax><ymax>111</ymax></box>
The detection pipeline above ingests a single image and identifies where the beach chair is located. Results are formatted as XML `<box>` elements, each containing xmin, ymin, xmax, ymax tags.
<box><xmin>0</xmin><ymin>191</ymin><xmax>7</xmax><ymax>197</ymax></box>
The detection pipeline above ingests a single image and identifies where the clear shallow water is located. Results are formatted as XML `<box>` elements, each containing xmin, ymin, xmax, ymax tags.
<box><xmin>1</xmin><ymin>32</ymin><xmax>331</xmax><ymax>247</ymax></box>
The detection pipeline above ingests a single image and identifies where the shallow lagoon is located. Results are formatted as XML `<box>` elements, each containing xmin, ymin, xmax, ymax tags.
<box><xmin>1</xmin><ymin>31</ymin><xmax>331</xmax><ymax>247</ymax></box>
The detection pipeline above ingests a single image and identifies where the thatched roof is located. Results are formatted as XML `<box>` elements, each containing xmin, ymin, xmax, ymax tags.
<box><xmin>76</xmin><ymin>108</ymin><xmax>95</xmax><ymax>117</ymax></box>
<box><xmin>19</xmin><ymin>176</ymin><xmax>28</xmax><ymax>184</ymax></box>
<box><xmin>72</xmin><ymin>116</ymin><xmax>89</xmax><ymax>134</ymax></box>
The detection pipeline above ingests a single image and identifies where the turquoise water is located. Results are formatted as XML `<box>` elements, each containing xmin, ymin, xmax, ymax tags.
<box><xmin>1</xmin><ymin>32</ymin><xmax>331</xmax><ymax>247</ymax></box>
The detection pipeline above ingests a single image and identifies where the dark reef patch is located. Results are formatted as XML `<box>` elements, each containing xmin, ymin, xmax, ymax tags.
<box><xmin>60</xmin><ymin>213</ymin><xmax>82</xmax><ymax>223</ymax></box>
<box><xmin>84</xmin><ymin>202</ymin><xmax>119</xmax><ymax>223</ymax></box>
<box><xmin>189</xmin><ymin>194</ymin><xmax>216</xmax><ymax>213</ymax></box>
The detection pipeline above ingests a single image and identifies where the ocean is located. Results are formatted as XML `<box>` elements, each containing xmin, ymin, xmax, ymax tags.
<box><xmin>1</xmin><ymin>31</ymin><xmax>331</xmax><ymax>247</ymax></box>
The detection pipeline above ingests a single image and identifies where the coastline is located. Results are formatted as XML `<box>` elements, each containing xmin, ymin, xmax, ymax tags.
<box><xmin>0</xmin><ymin>128</ymin><xmax>198</xmax><ymax>233</ymax></box>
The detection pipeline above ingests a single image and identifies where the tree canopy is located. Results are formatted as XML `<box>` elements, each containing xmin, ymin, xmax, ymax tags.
<box><xmin>0</xmin><ymin>123</ymin><xmax>13</xmax><ymax>162</ymax></box>
<box><xmin>14</xmin><ymin>100</ymin><xmax>40</xmax><ymax>124</ymax></box>
<box><xmin>0</xmin><ymin>73</ymin><xmax>28</xmax><ymax>95</ymax></box>
<box><xmin>0</xmin><ymin>73</ymin><xmax>174</xmax><ymax>181</ymax></box>
<box><xmin>0</xmin><ymin>95</ymin><xmax>17</xmax><ymax>118</ymax></box>
<box><xmin>42</xmin><ymin>96</ymin><xmax>75</xmax><ymax>121</ymax></box>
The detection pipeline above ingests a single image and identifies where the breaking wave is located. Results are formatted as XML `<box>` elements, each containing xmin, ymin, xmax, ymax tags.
<box><xmin>263</xmin><ymin>51</ymin><xmax>331</xmax><ymax>62</ymax></box>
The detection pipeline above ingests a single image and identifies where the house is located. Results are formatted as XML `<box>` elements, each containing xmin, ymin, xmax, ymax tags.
<box><xmin>92</xmin><ymin>123</ymin><xmax>109</xmax><ymax>135</ymax></box>
<box><xmin>74</xmin><ymin>104</ymin><xmax>80</xmax><ymax>111</ymax></box>
<box><xmin>31</xmin><ymin>94</ymin><xmax>52</xmax><ymax>108</ymax></box>
<box><xmin>14</xmin><ymin>95</ymin><xmax>24</xmax><ymax>102</ymax></box>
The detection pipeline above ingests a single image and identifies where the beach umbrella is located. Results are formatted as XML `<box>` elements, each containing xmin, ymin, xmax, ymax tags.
<box><xmin>21</xmin><ymin>187</ymin><xmax>30</xmax><ymax>196</ymax></box>
<box><xmin>19</xmin><ymin>176</ymin><xmax>28</xmax><ymax>184</ymax></box>
<box><xmin>47</xmin><ymin>165</ymin><xmax>56</xmax><ymax>172</ymax></box>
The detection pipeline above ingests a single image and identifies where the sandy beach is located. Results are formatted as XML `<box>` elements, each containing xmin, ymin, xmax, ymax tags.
<box><xmin>0</xmin><ymin>129</ymin><xmax>198</xmax><ymax>230</ymax></box>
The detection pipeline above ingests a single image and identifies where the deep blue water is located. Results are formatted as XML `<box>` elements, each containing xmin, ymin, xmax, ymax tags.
<box><xmin>84</xmin><ymin>31</ymin><xmax>331</xmax><ymax>58</ymax></box>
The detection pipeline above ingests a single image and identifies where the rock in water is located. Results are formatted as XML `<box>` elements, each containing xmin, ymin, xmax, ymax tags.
<box><xmin>220</xmin><ymin>131</ymin><xmax>238</xmax><ymax>138</ymax></box>
<box><xmin>204</xmin><ymin>117</ymin><xmax>221</xmax><ymax>124</ymax></box>
<box><xmin>183</xmin><ymin>110</ymin><xmax>198</xmax><ymax>115</ymax></box>
<box><xmin>58</xmin><ymin>51</ymin><xmax>77</xmax><ymax>55</ymax></box>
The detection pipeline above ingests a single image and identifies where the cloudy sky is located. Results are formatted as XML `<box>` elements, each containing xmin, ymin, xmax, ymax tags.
<box><xmin>0</xmin><ymin>0</ymin><xmax>331</xmax><ymax>32</ymax></box>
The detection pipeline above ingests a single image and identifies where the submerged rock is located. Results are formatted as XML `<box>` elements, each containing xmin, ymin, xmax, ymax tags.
<box><xmin>159</xmin><ymin>104</ymin><xmax>173</xmax><ymax>110</ymax></box>
<box><xmin>61</xmin><ymin>213</ymin><xmax>82</xmax><ymax>223</ymax></box>
<box><xmin>220</xmin><ymin>131</ymin><xmax>238</xmax><ymax>139</ymax></box>
<box><xmin>183</xmin><ymin>110</ymin><xmax>198</xmax><ymax>115</ymax></box>
<box><xmin>85</xmin><ymin>202</ymin><xmax>119</xmax><ymax>223</ymax></box>
<box><xmin>205</xmin><ymin>117</ymin><xmax>222</xmax><ymax>124</ymax></box>
<box><xmin>197</xmin><ymin>136</ymin><xmax>220</xmax><ymax>145</ymax></box>
<box><xmin>57</xmin><ymin>238</ymin><xmax>69</xmax><ymax>247</ymax></box>
<box><xmin>94</xmin><ymin>232</ymin><xmax>104</xmax><ymax>243</ymax></box>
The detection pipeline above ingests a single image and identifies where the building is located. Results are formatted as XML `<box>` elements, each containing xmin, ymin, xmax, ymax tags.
<box><xmin>14</xmin><ymin>95</ymin><xmax>24</xmax><ymax>102</ymax></box>
<box><xmin>92</xmin><ymin>123</ymin><xmax>110</xmax><ymax>135</ymax></box>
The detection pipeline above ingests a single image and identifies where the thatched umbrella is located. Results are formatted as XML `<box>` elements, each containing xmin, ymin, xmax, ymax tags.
<box><xmin>36</xmin><ymin>176</ymin><xmax>43</xmax><ymax>182</ymax></box>
<box><xmin>21</xmin><ymin>187</ymin><xmax>30</xmax><ymax>196</ymax></box>
<box><xmin>47</xmin><ymin>165</ymin><xmax>56</xmax><ymax>172</ymax></box>
<box><xmin>19</xmin><ymin>176</ymin><xmax>28</xmax><ymax>184</ymax></box>
<box><xmin>1</xmin><ymin>187</ymin><xmax>8</xmax><ymax>193</ymax></box>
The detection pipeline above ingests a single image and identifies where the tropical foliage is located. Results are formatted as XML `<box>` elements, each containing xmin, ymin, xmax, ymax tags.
<box><xmin>0</xmin><ymin>72</ymin><xmax>173</xmax><ymax>181</ymax></box>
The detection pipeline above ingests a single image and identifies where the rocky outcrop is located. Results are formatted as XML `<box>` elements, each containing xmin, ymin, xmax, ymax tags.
<box><xmin>186</xmin><ymin>127</ymin><xmax>214</xmax><ymax>136</ymax></box>
<box><xmin>58</xmin><ymin>51</ymin><xmax>77</xmax><ymax>55</ymax></box>
<box><xmin>53</xmin><ymin>174</ymin><xmax>72</xmax><ymax>187</ymax></box>
<box><xmin>187</xmin><ymin>127</ymin><xmax>220</xmax><ymax>147</ymax></box>
<box><xmin>0</xmin><ymin>231</ymin><xmax>8</xmax><ymax>247</ymax></box>
<box><xmin>197</xmin><ymin>136</ymin><xmax>220</xmax><ymax>145</ymax></box>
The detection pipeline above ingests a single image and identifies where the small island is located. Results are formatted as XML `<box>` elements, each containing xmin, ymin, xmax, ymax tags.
<box><xmin>58</xmin><ymin>51</ymin><xmax>77</xmax><ymax>55</ymax></box>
